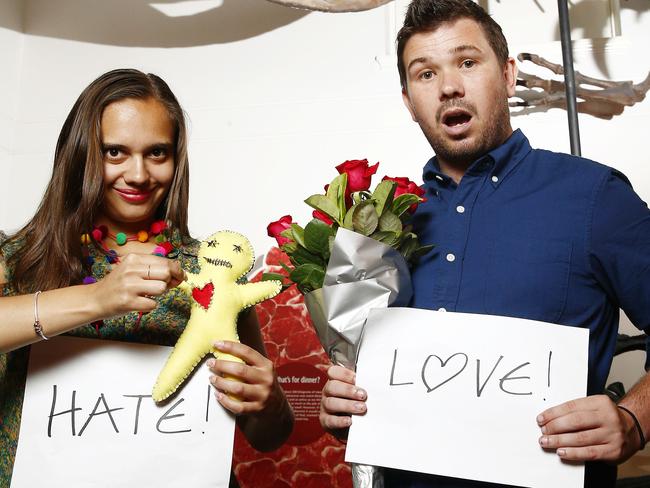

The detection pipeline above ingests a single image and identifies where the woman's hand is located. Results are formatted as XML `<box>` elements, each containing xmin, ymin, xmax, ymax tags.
<box><xmin>319</xmin><ymin>364</ymin><xmax>367</xmax><ymax>441</ymax></box>
<box><xmin>92</xmin><ymin>253</ymin><xmax>185</xmax><ymax>317</ymax></box>
<box><xmin>207</xmin><ymin>340</ymin><xmax>285</xmax><ymax>416</ymax></box>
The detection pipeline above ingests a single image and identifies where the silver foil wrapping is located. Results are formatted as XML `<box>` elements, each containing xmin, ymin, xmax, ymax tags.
<box><xmin>304</xmin><ymin>228</ymin><xmax>412</xmax><ymax>488</ymax></box>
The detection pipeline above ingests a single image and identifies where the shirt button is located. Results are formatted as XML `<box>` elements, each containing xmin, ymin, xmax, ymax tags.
<box><xmin>456</xmin><ymin>205</ymin><xmax>465</xmax><ymax>214</ymax></box>
<box><xmin>491</xmin><ymin>175</ymin><xmax>499</xmax><ymax>183</ymax></box>
<box><xmin>438</xmin><ymin>307</ymin><xmax>447</xmax><ymax>312</ymax></box>
<box><xmin>446</xmin><ymin>253</ymin><xmax>456</xmax><ymax>262</ymax></box>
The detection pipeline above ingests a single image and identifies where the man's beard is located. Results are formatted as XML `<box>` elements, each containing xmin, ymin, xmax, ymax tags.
<box><xmin>421</xmin><ymin>95</ymin><xmax>511</xmax><ymax>167</ymax></box>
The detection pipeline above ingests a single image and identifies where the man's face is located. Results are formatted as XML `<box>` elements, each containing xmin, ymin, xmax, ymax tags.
<box><xmin>401</xmin><ymin>18</ymin><xmax>517</xmax><ymax>170</ymax></box>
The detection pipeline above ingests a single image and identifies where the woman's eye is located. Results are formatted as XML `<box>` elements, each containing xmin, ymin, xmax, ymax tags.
<box><xmin>105</xmin><ymin>148</ymin><xmax>121</xmax><ymax>158</ymax></box>
<box><xmin>462</xmin><ymin>60</ymin><xmax>475</xmax><ymax>68</ymax></box>
<box><xmin>150</xmin><ymin>148</ymin><xmax>167</xmax><ymax>159</ymax></box>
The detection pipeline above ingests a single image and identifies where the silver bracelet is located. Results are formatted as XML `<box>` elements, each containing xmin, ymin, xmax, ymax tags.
<box><xmin>33</xmin><ymin>291</ymin><xmax>49</xmax><ymax>341</ymax></box>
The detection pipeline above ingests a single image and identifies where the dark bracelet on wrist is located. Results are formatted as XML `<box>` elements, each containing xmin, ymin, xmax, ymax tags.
<box><xmin>617</xmin><ymin>405</ymin><xmax>647</xmax><ymax>451</ymax></box>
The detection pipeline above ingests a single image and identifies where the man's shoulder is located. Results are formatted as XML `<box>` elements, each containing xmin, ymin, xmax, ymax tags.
<box><xmin>529</xmin><ymin>147</ymin><xmax>618</xmax><ymax>183</ymax></box>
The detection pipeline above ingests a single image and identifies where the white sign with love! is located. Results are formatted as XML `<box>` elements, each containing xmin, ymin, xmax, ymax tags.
<box><xmin>345</xmin><ymin>308</ymin><xmax>589</xmax><ymax>488</ymax></box>
<box><xmin>11</xmin><ymin>336</ymin><xmax>235</xmax><ymax>488</ymax></box>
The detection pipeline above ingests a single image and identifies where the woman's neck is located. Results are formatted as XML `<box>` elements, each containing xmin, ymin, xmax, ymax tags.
<box><xmin>94</xmin><ymin>216</ymin><xmax>156</xmax><ymax>237</ymax></box>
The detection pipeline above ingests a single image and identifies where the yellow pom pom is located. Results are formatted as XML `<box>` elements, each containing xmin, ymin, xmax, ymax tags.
<box><xmin>137</xmin><ymin>230</ymin><xmax>149</xmax><ymax>242</ymax></box>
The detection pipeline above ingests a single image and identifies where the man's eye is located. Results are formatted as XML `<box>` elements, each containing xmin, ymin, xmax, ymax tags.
<box><xmin>420</xmin><ymin>71</ymin><xmax>434</xmax><ymax>80</ymax></box>
<box><xmin>462</xmin><ymin>60</ymin><xmax>475</xmax><ymax>68</ymax></box>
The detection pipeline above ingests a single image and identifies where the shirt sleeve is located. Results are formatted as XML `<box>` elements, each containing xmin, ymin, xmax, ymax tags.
<box><xmin>588</xmin><ymin>170</ymin><xmax>650</xmax><ymax>367</ymax></box>
<box><xmin>0</xmin><ymin>231</ymin><xmax>11</xmax><ymax>296</ymax></box>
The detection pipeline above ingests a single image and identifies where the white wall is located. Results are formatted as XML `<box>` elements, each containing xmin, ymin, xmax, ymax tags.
<box><xmin>0</xmin><ymin>0</ymin><xmax>24</xmax><ymax>228</ymax></box>
<box><xmin>2</xmin><ymin>0</ymin><xmax>649</xmax><ymax>387</ymax></box>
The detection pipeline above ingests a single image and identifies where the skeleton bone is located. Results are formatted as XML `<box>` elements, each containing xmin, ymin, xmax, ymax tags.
<box><xmin>266</xmin><ymin>0</ymin><xmax>393</xmax><ymax>12</ymax></box>
<box><xmin>512</xmin><ymin>52</ymin><xmax>650</xmax><ymax>120</ymax></box>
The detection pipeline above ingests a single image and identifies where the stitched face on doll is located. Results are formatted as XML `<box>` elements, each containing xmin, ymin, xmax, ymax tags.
<box><xmin>199</xmin><ymin>230</ymin><xmax>254</xmax><ymax>279</ymax></box>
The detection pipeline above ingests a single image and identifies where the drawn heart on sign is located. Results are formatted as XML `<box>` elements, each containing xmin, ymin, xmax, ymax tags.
<box><xmin>192</xmin><ymin>282</ymin><xmax>215</xmax><ymax>310</ymax></box>
<box><xmin>421</xmin><ymin>352</ymin><xmax>469</xmax><ymax>392</ymax></box>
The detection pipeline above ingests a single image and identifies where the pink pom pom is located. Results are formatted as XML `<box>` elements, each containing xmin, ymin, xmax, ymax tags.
<box><xmin>153</xmin><ymin>245</ymin><xmax>167</xmax><ymax>256</ymax></box>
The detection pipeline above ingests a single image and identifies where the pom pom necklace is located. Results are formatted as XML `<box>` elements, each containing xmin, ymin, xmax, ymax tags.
<box><xmin>80</xmin><ymin>220</ymin><xmax>174</xmax><ymax>336</ymax></box>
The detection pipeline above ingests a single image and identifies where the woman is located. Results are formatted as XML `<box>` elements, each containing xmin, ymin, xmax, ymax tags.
<box><xmin>0</xmin><ymin>69</ymin><xmax>293</xmax><ymax>485</ymax></box>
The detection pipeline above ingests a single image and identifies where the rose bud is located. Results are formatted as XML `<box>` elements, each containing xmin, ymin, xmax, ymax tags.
<box><xmin>383</xmin><ymin>176</ymin><xmax>427</xmax><ymax>213</ymax></box>
<box><xmin>336</xmin><ymin>159</ymin><xmax>379</xmax><ymax>204</ymax></box>
<box><xmin>313</xmin><ymin>210</ymin><xmax>334</xmax><ymax>226</ymax></box>
<box><xmin>267</xmin><ymin>215</ymin><xmax>294</xmax><ymax>246</ymax></box>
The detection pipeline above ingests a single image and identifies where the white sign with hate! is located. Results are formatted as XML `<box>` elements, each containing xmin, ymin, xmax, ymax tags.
<box><xmin>11</xmin><ymin>336</ymin><xmax>235</xmax><ymax>488</ymax></box>
<box><xmin>345</xmin><ymin>308</ymin><xmax>589</xmax><ymax>488</ymax></box>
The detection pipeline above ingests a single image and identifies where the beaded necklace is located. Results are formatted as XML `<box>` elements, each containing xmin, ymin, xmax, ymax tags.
<box><xmin>80</xmin><ymin>220</ymin><xmax>174</xmax><ymax>336</ymax></box>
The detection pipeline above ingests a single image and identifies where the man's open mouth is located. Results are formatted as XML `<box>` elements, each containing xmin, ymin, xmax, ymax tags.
<box><xmin>204</xmin><ymin>256</ymin><xmax>233</xmax><ymax>268</ymax></box>
<box><xmin>442</xmin><ymin>109</ymin><xmax>472</xmax><ymax>127</ymax></box>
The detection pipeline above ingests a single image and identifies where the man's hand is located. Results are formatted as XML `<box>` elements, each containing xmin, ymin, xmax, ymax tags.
<box><xmin>319</xmin><ymin>365</ymin><xmax>367</xmax><ymax>441</ymax></box>
<box><xmin>537</xmin><ymin>395</ymin><xmax>640</xmax><ymax>463</ymax></box>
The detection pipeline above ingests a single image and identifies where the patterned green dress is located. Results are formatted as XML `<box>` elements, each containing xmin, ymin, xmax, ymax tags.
<box><xmin>0</xmin><ymin>231</ymin><xmax>200</xmax><ymax>485</ymax></box>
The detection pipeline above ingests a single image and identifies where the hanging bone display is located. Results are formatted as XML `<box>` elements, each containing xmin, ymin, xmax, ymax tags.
<box><xmin>512</xmin><ymin>52</ymin><xmax>650</xmax><ymax>119</ymax></box>
<box><xmin>266</xmin><ymin>0</ymin><xmax>393</xmax><ymax>12</ymax></box>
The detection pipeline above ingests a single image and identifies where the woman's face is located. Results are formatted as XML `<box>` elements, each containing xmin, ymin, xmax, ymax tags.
<box><xmin>100</xmin><ymin>97</ymin><xmax>175</xmax><ymax>230</ymax></box>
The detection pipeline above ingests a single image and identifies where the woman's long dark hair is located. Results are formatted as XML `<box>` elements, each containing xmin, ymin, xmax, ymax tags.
<box><xmin>3</xmin><ymin>69</ymin><xmax>190</xmax><ymax>294</ymax></box>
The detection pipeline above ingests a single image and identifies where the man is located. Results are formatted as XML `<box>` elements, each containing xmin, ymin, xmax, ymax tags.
<box><xmin>319</xmin><ymin>1</ymin><xmax>650</xmax><ymax>487</ymax></box>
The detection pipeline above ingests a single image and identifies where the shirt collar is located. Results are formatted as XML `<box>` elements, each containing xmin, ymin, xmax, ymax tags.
<box><xmin>422</xmin><ymin>129</ymin><xmax>532</xmax><ymax>190</ymax></box>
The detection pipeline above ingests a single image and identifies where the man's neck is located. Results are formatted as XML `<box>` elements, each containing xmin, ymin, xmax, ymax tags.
<box><xmin>438</xmin><ymin>160</ymin><xmax>470</xmax><ymax>185</ymax></box>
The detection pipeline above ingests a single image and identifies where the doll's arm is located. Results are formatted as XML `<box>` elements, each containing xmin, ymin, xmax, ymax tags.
<box><xmin>238</xmin><ymin>280</ymin><xmax>282</xmax><ymax>308</ymax></box>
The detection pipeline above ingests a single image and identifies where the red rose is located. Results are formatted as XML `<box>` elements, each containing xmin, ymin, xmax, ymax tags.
<box><xmin>313</xmin><ymin>210</ymin><xmax>334</xmax><ymax>226</ymax></box>
<box><xmin>267</xmin><ymin>215</ymin><xmax>294</xmax><ymax>246</ymax></box>
<box><xmin>383</xmin><ymin>176</ymin><xmax>426</xmax><ymax>212</ymax></box>
<box><xmin>336</xmin><ymin>159</ymin><xmax>379</xmax><ymax>204</ymax></box>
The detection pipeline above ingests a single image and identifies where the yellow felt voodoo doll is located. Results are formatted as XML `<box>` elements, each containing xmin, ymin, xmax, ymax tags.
<box><xmin>152</xmin><ymin>230</ymin><xmax>282</xmax><ymax>402</ymax></box>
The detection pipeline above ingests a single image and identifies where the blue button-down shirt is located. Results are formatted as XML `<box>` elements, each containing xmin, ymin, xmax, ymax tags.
<box><xmin>394</xmin><ymin>129</ymin><xmax>650</xmax><ymax>488</ymax></box>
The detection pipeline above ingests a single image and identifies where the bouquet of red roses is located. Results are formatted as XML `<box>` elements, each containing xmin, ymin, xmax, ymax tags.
<box><xmin>267</xmin><ymin>159</ymin><xmax>432</xmax><ymax>294</ymax></box>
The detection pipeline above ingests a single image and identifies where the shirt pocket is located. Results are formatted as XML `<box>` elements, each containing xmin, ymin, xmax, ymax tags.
<box><xmin>483</xmin><ymin>238</ymin><xmax>572</xmax><ymax>324</ymax></box>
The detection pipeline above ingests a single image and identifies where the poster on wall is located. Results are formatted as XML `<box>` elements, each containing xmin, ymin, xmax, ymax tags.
<box><xmin>232</xmin><ymin>248</ymin><xmax>351</xmax><ymax>488</ymax></box>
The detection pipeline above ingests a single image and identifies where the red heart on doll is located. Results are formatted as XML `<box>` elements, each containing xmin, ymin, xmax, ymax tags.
<box><xmin>192</xmin><ymin>282</ymin><xmax>214</xmax><ymax>310</ymax></box>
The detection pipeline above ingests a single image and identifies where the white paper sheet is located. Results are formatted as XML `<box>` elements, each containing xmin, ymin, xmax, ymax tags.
<box><xmin>345</xmin><ymin>308</ymin><xmax>589</xmax><ymax>488</ymax></box>
<box><xmin>11</xmin><ymin>336</ymin><xmax>235</xmax><ymax>488</ymax></box>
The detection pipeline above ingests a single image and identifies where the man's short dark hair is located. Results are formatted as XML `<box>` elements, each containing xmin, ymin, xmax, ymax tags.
<box><xmin>397</xmin><ymin>0</ymin><xmax>509</xmax><ymax>89</ymax></box>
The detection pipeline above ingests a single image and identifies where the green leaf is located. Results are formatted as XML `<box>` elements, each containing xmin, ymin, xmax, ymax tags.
<box><xmin>342</xmin><ymin>203</ymin><xmax>356</xmax><ymax>230</ymax></box>
<box><xmin>411</xmin><ymin>244</ymin><xmax>435</xmax><ymax>260</ymax></box>
<box><xmin>400</xmin><ymin>235</ymin><xmax>419</xmax><ymax>260</ymax></box>
<box><xmin>290</xmin><ymin>246</ymin><xmax>325</xmax><ymax>267</ymax></box>
<box><xmin>290</xmin><ymin>224</ymin><xmax>306</xmax><ymax>249</ymax></box>
<box><xmin>279</xmin><ymin>262</ymin><xmax>293</xmax><ymax>274</ymax></box>
<box><xmin>305</xmin><ymin>195</ymin><xmax>340</xmax><ymax>223</ymax></box>
<box><xmin>281</xmin><ymin>241</ymin><xmax>298</xmax><ymax>254</ymax></box>
<box><xmin>304</xmin><ymin>218</ymin><xmax>333</xmax><ymax>256</ymax></box>
<box><xmin>372</xmin><ymin>180</ymin><xmax>396</xmax><ymax>216</ymax></box>
<box><xmin>378</xmin><ymin>210</ymin><xmax>403</xmax><ymax>233</ymax></box>
<box><xmin>352</xmin><ymin>200</ymin><xmax>379</xmax><ymax>236</ymax></box>
<box><xmin>290</xmin><ymin>264</ymin><xmax>325</xmax><ymax>293</ymax></box>
<box><xmin>262</xmin><ymin>272</ymin><xmax>285</xmax><ymax>283</ymax></box>
<box><xmin>326</xmin><ymin>173</ymin><xmax>348</xmax><ymax>222</ymax></box>
<box><xmin>391</xmin><ymin>194</ymin><xmax>421</xmax><ymax>217</ymax></box>
<box><xmin>351</xmin><ymin>191</ymin><xmax>372</xmax><ymax>206</ymax></box>
<box><xmin>370</xmin><ymin>230</ymin><xmax>400</xmax><ymax>247</ymax></box>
